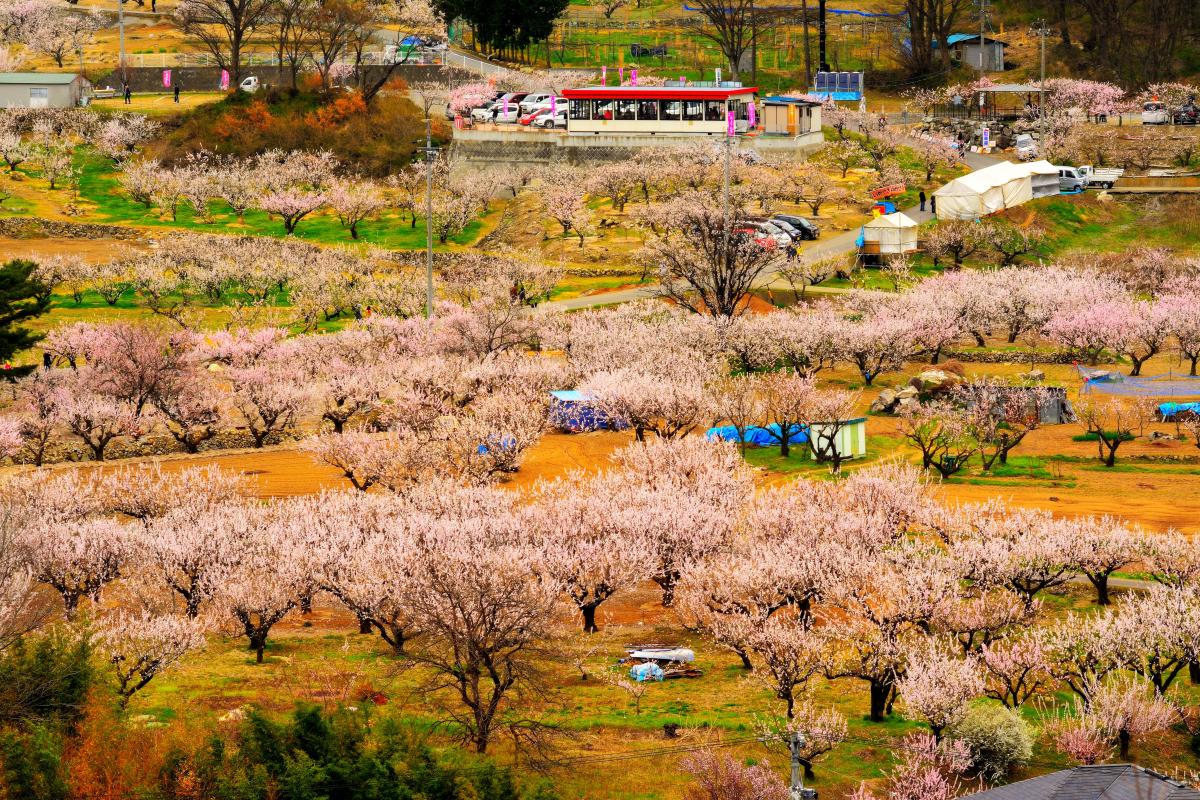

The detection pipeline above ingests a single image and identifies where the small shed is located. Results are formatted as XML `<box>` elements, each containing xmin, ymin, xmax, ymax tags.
<box><xmin>0</xmin><ymin>73</ymin><xmax>91</xmax><ymax>108</ymax></box>
<box><xmin>941</xmin><ymin>34</ymin><xmax>1006</xmax><ymax>71</ymax></box>
<box><xmin>807</xmin><ymin>417</ymin><xmax>868</xmax><ymax>461</ymax></box>
<box><xmin>761</xmin><ymin>95</ymin><xmax>823</xmax><ymax>136</ymax></box>
<box><xmin>861</xmin><ymin>212</ymin><xmax>919</xmax><ymax>255</ymax></box>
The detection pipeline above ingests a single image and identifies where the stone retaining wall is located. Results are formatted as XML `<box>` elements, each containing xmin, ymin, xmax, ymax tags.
<box><xmin>450</xmin><ymin>128</ymin><xmax>825</xmax><ymax>167</ymax></box>
<box><xmin>0</xmin><ymin>217</ymin><xmax>143</xmax><ymax>240</ymax></box>
<box><xmin>941</xmin><ymin>348</ymin><xmax>1078</xmax><ymax>365</ymax></box>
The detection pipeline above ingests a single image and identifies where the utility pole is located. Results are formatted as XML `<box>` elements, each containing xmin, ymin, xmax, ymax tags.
<box><xmin>789</xmin><ymin>732</ymin><xmax>818</xmax><ymax>800</ymax></box>
<box><xmin>977</xmin><ymin>0</ymin><xmax>987</xmax><ymax>73</ymax></box>
<box><xmin>750</xmin><ymin>0</ymin><xmax>757</xmax><ymax>84</ymax></box>
<box><xmin>1032</xmin><ymin>20</ymin><xmax>1049</xmax><ymax>144</ymax></box>
<box><xmin>818</xmin><ymin>0</ymin><xmax>828</xmax><ymax>71</ymax></box>
<box><xmin>420</xmin><ymin>117</ymin><xmax>437</xmax><ymax>318</ymax></box>
<box><xmin>118</xmin><ymin>0</ymin><xmax>127</xmax><ymax>86</ymax></box>
<box><xmin>723</xmin><ymin>111</ymin><xmax>731</xmax><ymax>242</ymax></box>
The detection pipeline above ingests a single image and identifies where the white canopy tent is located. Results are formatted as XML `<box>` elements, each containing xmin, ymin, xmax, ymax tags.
<box><xmin>861</xmin><ymin>212</ymin><xmax>919</xmax><ymax>254</ymax></box>
<box><xmin>1014</xmin><ymin>159</ymin><xmax>1060</xmax><ymax>198</ymax></box>
<box><xmin>933</xmin><ymin>161</ymin><xmax>1034</xmax><ymax>220</ymax></box>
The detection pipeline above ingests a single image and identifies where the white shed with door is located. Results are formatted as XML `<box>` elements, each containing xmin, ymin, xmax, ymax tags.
<box><xmin>0</xmin><ymin>73</ymin><xmax>90</xmax><ymax>108</ymax></box>
<box><xmin>807</xmin><ymin>417</ymin><xmax>868</xmax><ymax>461</ymax></box>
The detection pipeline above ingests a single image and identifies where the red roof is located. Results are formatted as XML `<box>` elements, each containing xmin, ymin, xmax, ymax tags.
<box><xmin>561</xmin><ymin>86</ymin><xmax>758</xmax><ymax>101</ymax></box>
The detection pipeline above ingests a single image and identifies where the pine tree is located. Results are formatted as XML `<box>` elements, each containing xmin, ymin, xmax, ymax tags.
<box><xmin>0</xmin><ymin>260</ymin><xmax>51</xmax><ymax>377</ymax></box>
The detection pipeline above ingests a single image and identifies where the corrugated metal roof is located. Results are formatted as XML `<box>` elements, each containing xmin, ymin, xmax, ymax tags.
<box><xmin>0</xmin><ymin>72</ymin><xmax>83</xmax><ymax>85</ymax></box>
<box><xmin>968</xmin><ymin>766</ymin><xmax>1200</xmax><ymax>800</ymax></box>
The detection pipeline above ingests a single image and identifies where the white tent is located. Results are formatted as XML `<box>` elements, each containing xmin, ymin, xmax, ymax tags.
<box><xmin>933</xmin><ymin>161</ymin><xmax>1034</xmax><ymax>220</ymax></box>
<box><xmin>1012</xmin><ymin>159</ymin><xmax>1060</xmax><ymax>198</ymax></box>
<box><xmin>861</xmin><ymin>212</ymin><xmax>919</xmax><ymax>254</ymax></box>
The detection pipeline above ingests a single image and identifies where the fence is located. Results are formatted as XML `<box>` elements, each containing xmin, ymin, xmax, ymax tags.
<box><xmin>120</xmin><ymin>50</ymin><xmax>446</xmax><ymax>69</ymax></box>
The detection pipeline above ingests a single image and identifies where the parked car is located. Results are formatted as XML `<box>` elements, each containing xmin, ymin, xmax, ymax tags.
<box><xmin>739</xmin><ymin>221</ymin><xmax>790</xmax><ymax>248</ymax></box>
<box><xmin>519</xmin><ymin>100</ymin><xmax>559</xmax><ymax>124</ymax></box>
<box><xmin>771</xmin><ymin>214</ymin><xmax>820</xmax><ymax>240</ymax></box>
<box><xmin>492</xmin><ymin>103</ymin><xmax>522</xmax><ymax>123</ymax></box>
<box><xmin>239</xmin><ymin>76</ymin><xmax>259</xmax><ymax>93</ymax></box>
<box><xmin>1014</xmin><ymin>133</ymin><xmax>1038</xmax><ymax>161</ymax></box>
<box><xmin>1056</xmin><ymin>166</ymin><xmax>1086</xmax><ymax>192</ymax></box>
<box><xmin>519</xmin><ymin>93</ymin><xmax>555</xmax><ymax>114</ymax></box>
<box><xmin>536</xmin><ymin>108</ymin><xmax>567</xmax><ymax>128</ymax></box>
<box><xmin>1142</xmin><ymin>101</ymin><xmax>1170</xmax><ymax>125</ymax></box>
<box><xmin>770</xmin><ymin>219</ymin><xmax>804</xmax><ymax>241</ymax></box>
<box><xmin>469</xmin><ymin>102</ymin><xmax>499</xmax><ymax>122</ymax></box>
<box><xmin>732</xmin><ymin>225</ymin><xmax>778</xmax><ymax>250</ymax></box>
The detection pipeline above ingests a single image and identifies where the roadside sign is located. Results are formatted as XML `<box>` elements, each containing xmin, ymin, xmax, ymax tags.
<box><xmin>981</xmin><ymin>127</ymin><xmax>991</xmax><ymax>147</ymax></box>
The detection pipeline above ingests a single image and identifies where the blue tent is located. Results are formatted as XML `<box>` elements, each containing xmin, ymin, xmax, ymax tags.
<box><xmin>549</xmin><ymin>390</ymin><xmax>626</xmax><ymax>433</ymax></box>
<box><xmin>706</xmin><ymin>424</ymin><xmax>808</xmax><ymax>447</ymax></box>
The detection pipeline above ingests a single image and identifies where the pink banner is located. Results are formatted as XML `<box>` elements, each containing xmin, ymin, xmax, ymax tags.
<box><xmin>630</xmin><ymin>68</ymin><xmax>637</xmax><ymax>86</ymax></box>
<box><xmin>601</xmin><ymin>65</ymin><xmax>606</xmax><ymax>86</ymax></box>
<box><xmin>748</xmin><ymin>101</ymin><xmax>756</xmax><ymax>127</ymax></box>
<box><xmin>162</xmin><ymin>69</ymin><xmax>171</xmax><ymax>88</ymax></box>
<box><xmin>726</xmin><ymin>110</ymin><xmax>735</xmax><ymax>136</ymax></box>
<box><xmin>550</xmin><ymin>96</ymin><xmax>557</xmax><ymax>114</ymax></box>
<box><xmin>219</xmin><ymin>69</ymin><xmax>229</xmax><ymax>90</ymax></box>
<box><xmin>619</xmin><ymin>67</ymin><xmax>624</xmax><ymax>84</ymax></box>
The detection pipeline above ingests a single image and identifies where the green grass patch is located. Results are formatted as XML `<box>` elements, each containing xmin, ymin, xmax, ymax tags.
<box><xmin>74</xmin><ymin>151</ymin><xmax>487</xmax><ymax>251</ymax></box>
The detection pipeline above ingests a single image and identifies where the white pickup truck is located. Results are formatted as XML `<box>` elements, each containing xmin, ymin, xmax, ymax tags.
<box><xmin>1056</xmin><ymin>165</ymin><xmax>1124</xmax><ymax>191</ymax></box>
<box><xmin>1076</xmin><ymin>165</ymin><xmax>1124</xmax><ymax>189</ymax></box>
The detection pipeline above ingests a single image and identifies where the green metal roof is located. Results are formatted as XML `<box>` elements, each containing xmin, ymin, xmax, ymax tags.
<box><xmin>0</xmin><ymin>73</ymin><xmax>83</xmax><ymax>85</ymax></box>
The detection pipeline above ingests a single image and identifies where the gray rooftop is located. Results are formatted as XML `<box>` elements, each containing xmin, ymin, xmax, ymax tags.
<box><xmin>0</xmin><ymin>72</ymin><xmax>83</xmax><ymax>85</ymax></box>
<box><xmin>969</xmin><ymin>765</ymin><xmax>1200</xmax><ymax>800</ymax></box>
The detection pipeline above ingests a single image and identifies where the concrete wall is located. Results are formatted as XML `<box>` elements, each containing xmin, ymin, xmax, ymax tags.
<box><xmin>93</xmin><ymin>64</ymin><xmax>473</xmax><ymax>93</ymax></box>
<box><xmin>449</xmin><ymin>127</ymin><xmax>825</xmax><ymax>167</ymax></box>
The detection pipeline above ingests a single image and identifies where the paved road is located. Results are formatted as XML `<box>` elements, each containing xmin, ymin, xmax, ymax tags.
<box><xmin>545</xmin><ymin>148</ymin><xmax>1003</xmax><ymax>311</ymax></box>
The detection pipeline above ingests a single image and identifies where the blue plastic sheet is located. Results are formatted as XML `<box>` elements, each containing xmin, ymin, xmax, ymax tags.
<box><xmin>706</xmin><ymin>424</ymin><xmax>808</xmax><ymax>447</ymax></box>
<box><xmin>629</xmin><ymin>662</ymin><xmax>665</xmax><ymax>682</ymax></box>
<box><xmin>1160</xmin><ymin>402</ymin><xmax>1200</xmax><ymax>419</ymax></box>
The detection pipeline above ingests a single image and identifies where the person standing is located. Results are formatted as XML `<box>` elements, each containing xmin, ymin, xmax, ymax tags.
<box><xmin>174</xmin><ymin>84</ymin><xmax>180</xmax><ymax>103</ymax></box>
<box><xmin>919</xmin><ymin>190</ymin><xmax>926</xmax><ymax>212</ymax></box>
<box><xmin>930</xmin><ymin>195</ymin><xmax>936</xmax><ymax>216</ymax></box>
<box><xmin>123</xmin><ymin>84</ymin><xmax>132</xmax><ymax>105</ymax></box>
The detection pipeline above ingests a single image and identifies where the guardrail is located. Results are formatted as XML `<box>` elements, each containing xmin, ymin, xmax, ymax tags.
<box><xmin>442</xmin><ymin>49</ymin><xmax>513</xmax><ymax>77</ymax></box>
<box><xmin>120</xmin><ymin>50</ymin><xmax>446</xmax><ymax>69</ymax></box>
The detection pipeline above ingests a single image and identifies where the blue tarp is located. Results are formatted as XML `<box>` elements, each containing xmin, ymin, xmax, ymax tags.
<box><xmin>706</xmin><ymin>424</ymin><xmax>809</xmax><ymax>446</ymax></box>
<box><xmin>1160</xmin><ymin>402</ymin><xmax>1200</xmax><ymax>419</ymax></box>
<box><xmin>549</xmin><ymin>390</ymin><xmax>626</xmax><ymax>433</ymax></box>
<box><xmin>629</xmin><ymin>662</ymin><xmax>665</xmax><ymax>682</ymax></box>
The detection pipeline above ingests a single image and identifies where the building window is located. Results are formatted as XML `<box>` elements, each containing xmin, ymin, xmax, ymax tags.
<box><xmin>569</xmin><ymin>100</ymin><xmax>591</xmax><ymax>120</ymax></box>
<box><xmin>615</xmin><ymin>99</ymin><xmax>637</xmax><ymax>120</ymax></box>
<box><xmin>29</xmin><ymin>88</ymin><xmax>48</xmax><ymax>99</ymax></box>
<box><xmin>592</xmin><ymin>100</ymin><xmax>613</xmax><ymax>120</ymax></box>
<box><xmin>660</xmin><ymin>100</ymin><xmax>681</xmax><ymax>120</ymax></box>
<box><xmin>704</xmin><ymin>100</ymin><xmax>725</xmax><ymax>121</ymax></box>
<box><xmin>636</xmin><ymin>100</ymin><xmax>658</xmax><ymax>120</ymax></box>
<box><xmin>683</xmin><ymin>100</ymin><xmax>704</xmax><ymax>121</ymax></box>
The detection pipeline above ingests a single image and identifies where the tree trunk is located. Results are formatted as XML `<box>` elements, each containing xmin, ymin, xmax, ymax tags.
<box><xmin>1089</xmin><ymin>574</ymin><xmax>1111</xmax><ymax>606</ymax></box>
<box><xmin>582</xmin><ymin>603</ymin><xmax>600</xmax><ymax>633</ymax></box>
<box><xmin>1118</xmin><ymin>728</ymin><xmax>1131</xmax><ymax>760</ymax></box>
<box><xmin>869</xmin><ymin>679</ymin><xmax>891</xmax><ymax>722</ymax></box>
<box><xmin>250</xmin><ymin>633</ymin><xmax>266</xmax><ymax>663</ymax></box>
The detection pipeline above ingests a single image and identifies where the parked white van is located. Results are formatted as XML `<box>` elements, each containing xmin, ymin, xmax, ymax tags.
<box><xmin>1142</xmin><ymin>101</ymin><xmax>1169</xmax><ymax>125</ymax></box>
<box><xmin>239</xmin><ymin>76</ymin><xmax>260</xmax><ymax>93</ymax></box>
<box><xmin>519</xmin><ymin>92</ymin><xmax>554</xmax><ymax>114</ymax></box>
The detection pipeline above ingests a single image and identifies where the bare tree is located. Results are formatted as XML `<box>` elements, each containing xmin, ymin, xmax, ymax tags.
<box><xmin>176</xmin><ymin>0</ymin><xmax>278</xmax><ymax>84</ymax></box>
<box><xmin>647</xmin><ymin>191</ymin><xmax>781</xmax><ymax>317</ymax></box>
<box><xmin>680</xmin><ymin>0</ymin><xmax>785</xmax><ymax>80</ymax></box>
